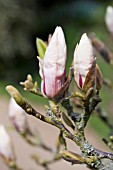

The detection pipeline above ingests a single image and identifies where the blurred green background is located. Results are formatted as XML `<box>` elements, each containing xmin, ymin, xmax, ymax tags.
<box><xmin>0</xmin><ymin>0</ymin><xmax>112</xmax><ymax>81</ymax></box>
<box><xmin>1</xmin><ymin>0</ymin><xmax>113</xmax><ymax>138</ymax></box>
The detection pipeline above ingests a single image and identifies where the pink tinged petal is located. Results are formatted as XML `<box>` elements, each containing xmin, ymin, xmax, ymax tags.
<box><xmin>8</xmin><ymin>98</ymin><xmax>28</xmax><ymax>133</ymax></box>
<box><xmin>79</xmin><ymin>74</ymin><xmax>83</xmax><ymax>88</ymax></box>
<box><xmin>42</xmin><ymin>26</ymin><xmax>67</xmax><ymax>98</ymax></box>
<box><xmin>74</xmin><ymin>33</ymin><xmax>95</xmax><ymax>91</ymax></box>
<box><xmin>105</xmin><ymin>6</ymin><xmax>113</xmax><ymax>34</ymax></box>
<box><xmin>12</xmin><ymin>117</ymin><xmax>21</xmax><ymax>132</ymax></box>
<box><xmin>41</xmin><ymin>79</ymin><xmax>47</xmax><ymax>98</ymax></box>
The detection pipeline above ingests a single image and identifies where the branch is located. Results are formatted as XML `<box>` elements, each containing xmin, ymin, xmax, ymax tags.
<box><xmin>6</xmin><ymin>85</ymin><xmax>113</xmax><ymax>169</ymax></box>
<box><xmin>6</xmin><ymin>85</ymin><xmax>77</xmax><ymax>142</ymax></box>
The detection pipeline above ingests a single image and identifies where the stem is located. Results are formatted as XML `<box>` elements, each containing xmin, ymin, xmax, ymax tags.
<box><xmin>78</xmin><ymin>93</ymin><xmax>102</xmax><ymax>130</ymax></box>
<box><xmin>61</xmin><ymin>99</ymin><xmax>81</xmax><ymax>123</ymax></box>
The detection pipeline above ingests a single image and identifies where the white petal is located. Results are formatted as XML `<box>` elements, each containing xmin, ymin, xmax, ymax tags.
<box><xmin>37</xmin><ymin>56</ymin><xmax>44</xmax><ymax>79</ymax></box>
<box><xmin>0</xmin><ymin>125</ymin><xmax>14</xmax><ymax>160</ymax></box>
<box><xmin>105</xmin><ymin>6</ymin><xmax>113</xmax><ymax>33</ymax></box>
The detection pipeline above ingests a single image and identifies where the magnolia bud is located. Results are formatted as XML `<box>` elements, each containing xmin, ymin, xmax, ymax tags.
<box><xmin>74</xmin><ymin>33</ymin><xmax>96</xmax><ymax>92</ymax></box>
<box><xmin>0</xmin><ymin>125</ymin><xmax>15</xmax><ymax>162</ymax></box>
<box><xmin>8</xmin><ymin>98</ymin><xmax>28</xmax><ymax>134</ymax></box>
<box><xmin>96</xmin><ymin>64</ymin><xmax>103</xmax><ymax>90</ymax></box>
<box><xmin>38</xmin><ymin>26</ymin><xmax>67</xmax><ymax>99</ymax></box>
<box><xmin>105</xmin><ymin>6</ymin><xmax>113</xmax><ymax>34</ymax></box>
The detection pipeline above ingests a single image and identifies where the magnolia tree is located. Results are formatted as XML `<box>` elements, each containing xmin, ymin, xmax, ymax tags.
<box><xmin>1</xmin><ymin>6</ymin><xmax>113</xmax><ymax>170</ymax></box>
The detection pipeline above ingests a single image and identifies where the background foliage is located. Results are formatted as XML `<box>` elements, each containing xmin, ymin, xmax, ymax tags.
<box><xmin>0</xmin><ymin>0</ymin><xmax>112</xmax><ymax>81</ymax></box>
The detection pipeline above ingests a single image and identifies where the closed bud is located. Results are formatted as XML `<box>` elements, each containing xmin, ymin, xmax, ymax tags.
<box><xmin>6</xmin><ymin>85</ymin><xmax>25</xmax><ymax>106</ymax></box>
<box><xmin>8</xmin><ymin>98</ymin><xmax>28</xmax><ymax>134</ymax></box>
<box><xmin>38</xmin><ymin>26</ymin><xmax>67</xmax><ymax>99</ymax></box>
<box><xmin>61</xmin><ymin>150</ymin><xmax>85</xmax><ymax>164</ymax></box>
<box><xmin>96</xmin><ymin>64</ymin><xmax>103</xmax><ymax>90</ymax></box>
<box><xmin>105</xmin><ymin>6</ymin><xmax>113</xmax><ymax>35</ymax></box>
<box><xmin>0</xmin><ymin>125</ymin><xmax>15</xmax><ymax>162</ymax></box>
<box><xmin>74</xmin><ymin>33</ymin><xmax>96</xmax><ymax>93</ymax></box>
<box><xmin>27</xmin><ymin>74</ymin><xmax>33</xmax><ymax>82</ymax></box>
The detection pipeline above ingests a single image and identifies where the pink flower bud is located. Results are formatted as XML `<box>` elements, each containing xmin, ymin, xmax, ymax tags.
<box><xmin>0</xmin><ymin>125</ymin><xmax>15</xmax><ymax>162</ymax></box>
<box><xmin>105</xmin><ymin>6</ymin><xmax>113</xmax><ymax>34</ymax></box>
<box><xmin>38</xmin><ymin>26</ymin><xmax>67</xmax><ymax>98</ymax></box>
<box><xmin>8</xmin><ymin>98</ymin><xmax>28</xmax><ymax>134</ymax></box>
<box><xmin>74</xmin><ymin>33</ymin><xmax>96</xmax><ymax>92</ymax></box>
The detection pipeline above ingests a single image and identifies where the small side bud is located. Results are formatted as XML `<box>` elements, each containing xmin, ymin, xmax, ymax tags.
<box><xmin>20</xmin><ymin>80</ymin><xmax>34</xmax><ymax>90</ymax></box>
<box><xmin>27</xmin><ymin>74</ymin><xmax>33</xmax><ymax>82</ymax></box>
